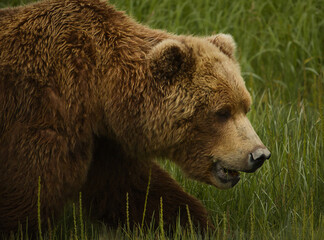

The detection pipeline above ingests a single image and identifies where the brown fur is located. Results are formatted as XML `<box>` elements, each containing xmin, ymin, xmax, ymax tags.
<box><xmin>0</xmin><ymin>0</ymin><xmax>269</xmax><ymax>233</ymax></box>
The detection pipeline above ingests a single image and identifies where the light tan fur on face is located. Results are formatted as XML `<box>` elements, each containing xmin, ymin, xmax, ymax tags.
<box><xmin>210</xmin><ymin>113</ymin><xmax>265</xmax><ymax>169</ymax></box>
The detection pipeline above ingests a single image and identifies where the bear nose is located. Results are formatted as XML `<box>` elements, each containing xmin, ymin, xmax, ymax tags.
<box><xmin>252</xmin><ymin>148</ymin><xmax>271</xmax><ymax>162</ymax></box>
<box><xmin>246</xmin><ymin>148</ymin><xmax>271</xmax><ymax>173</ymax></box>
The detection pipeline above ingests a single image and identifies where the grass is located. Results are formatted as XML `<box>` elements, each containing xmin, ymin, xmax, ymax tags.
<box><xmin>1</xmin><ymin>0</ymin><xmax>323</xmax><ymax>239</ymax></box>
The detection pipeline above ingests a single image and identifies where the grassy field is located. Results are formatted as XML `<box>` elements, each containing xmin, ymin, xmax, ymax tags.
<box><xmin>1</xmin><ymin>0</ymin><xmax>323</xmax><ymax>239</ymax></box>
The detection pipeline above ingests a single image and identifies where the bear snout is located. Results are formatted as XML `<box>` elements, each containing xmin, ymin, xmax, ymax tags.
<box><xmin>245</xmin><ymin>148</ymin><xmax>271</xmax><ymax>173</ymax></box>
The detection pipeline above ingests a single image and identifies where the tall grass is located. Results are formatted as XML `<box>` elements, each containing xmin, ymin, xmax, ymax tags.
<box><xmin>1</xmin><ymin>0</ymin><xmax>323</xmax><ymax>239</ymax></box>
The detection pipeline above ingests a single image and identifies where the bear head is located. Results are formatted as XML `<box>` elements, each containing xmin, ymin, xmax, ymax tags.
<box><xmin>145</xmin><ymin>34</ymin><xmax>271</xmax><ymax>189</ymax></box>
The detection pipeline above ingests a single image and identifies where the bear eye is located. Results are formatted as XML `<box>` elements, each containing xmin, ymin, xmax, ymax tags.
<box><xmin>215</xmin><ymin>107</ymin><xmax>231</xmax><ymax>120</ymax></box>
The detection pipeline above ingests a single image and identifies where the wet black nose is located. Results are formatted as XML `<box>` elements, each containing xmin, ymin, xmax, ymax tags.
<box><xmin>246</xmin><ymin>148</ymin><xmax>271</xmax><ymax>173</ymax></box>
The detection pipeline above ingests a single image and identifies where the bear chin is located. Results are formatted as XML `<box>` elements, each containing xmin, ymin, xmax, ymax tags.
<box><xmin>211</xmin><ymin>161</ymin><xmax>241</xmax><ymax>188</ymax></box>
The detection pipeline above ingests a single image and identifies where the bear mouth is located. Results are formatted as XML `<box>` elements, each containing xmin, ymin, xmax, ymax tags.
<box><xmin>212</xmin><ymin>161</ymin><xmax>241</xmax><ymax>187</ymax></box>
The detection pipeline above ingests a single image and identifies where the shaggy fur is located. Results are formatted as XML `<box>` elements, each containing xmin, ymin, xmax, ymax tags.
<box><xmin>0</xmin><ymin>0</ymin><xmax>269</xmax><ymax>233</ymax></box>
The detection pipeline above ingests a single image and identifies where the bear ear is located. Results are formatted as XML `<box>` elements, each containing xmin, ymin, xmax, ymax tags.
<box><xmin>207</xmin><ymin>33</ymin><xmax>236</xmax><ymax>59</ymax></box>
<box><xmin>148</xmin><ymin>39</ymin><xmax>188</xmax><ymax>82</ymax></box>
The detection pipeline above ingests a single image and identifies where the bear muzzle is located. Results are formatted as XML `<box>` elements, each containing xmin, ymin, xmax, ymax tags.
<box><xmin>211</xmin><ymin>147</ymin><xmax>271</xmax><ymax>189</ymax></box>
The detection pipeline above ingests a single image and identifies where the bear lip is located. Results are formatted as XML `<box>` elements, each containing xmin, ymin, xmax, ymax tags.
<box><xmin>212</xmin><ymin>161</ymin><xmax>241</xmax><ymax>186</ymax></box>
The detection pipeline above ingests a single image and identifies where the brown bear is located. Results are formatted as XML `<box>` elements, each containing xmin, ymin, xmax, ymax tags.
<box><xmin>0</xmin><ymin>0</ymin><xmax>271</xmax><ymax>234</ymax></box>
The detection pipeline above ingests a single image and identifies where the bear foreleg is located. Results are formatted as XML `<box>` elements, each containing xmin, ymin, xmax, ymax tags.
<box><xmin>0</xmin><ymin>126</ymin><xmax>92</xmax><ymax>233</ymax></box>
<box><xmin>82</xmin><ymin>137</ymin><xmax>211</xmax><ymax>230</ymax></box>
